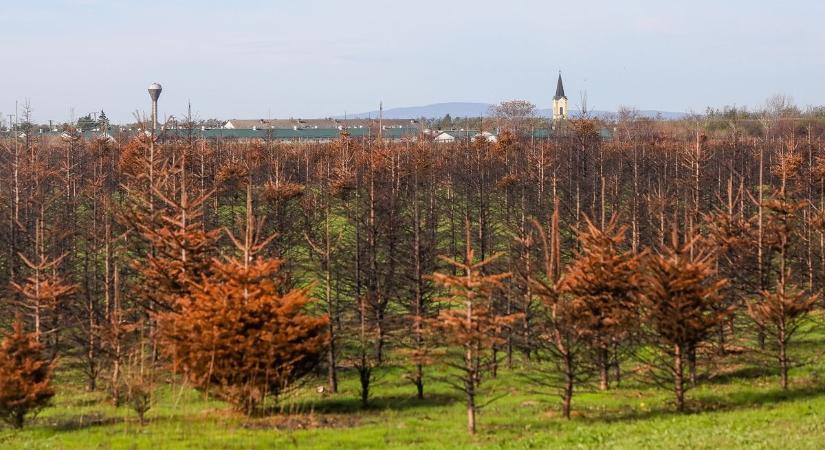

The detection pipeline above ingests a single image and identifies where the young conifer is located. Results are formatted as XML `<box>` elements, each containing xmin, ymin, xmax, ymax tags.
<box><xmin>640</xmin><ymin>229</ymin><xmax>732</xmax><ymax>411</ymax></box>
<box><xmin>156</xmin><ymin>174</ymin><xmax>328</xmax><ymax>415</ymax></box>
<box><xmin>428</xmin><ymin>222</ymin><xmax>519</xmax><ymax>434</ymax></box>
<box><xmin>0</xmin><ymin>319</ymin><xmax>55</xmax><ymax>429</ymax></box>
<box><xmin>558</xmin><ymin>215</ymin><xmax>642</xmax><ymax>391</ymax></box>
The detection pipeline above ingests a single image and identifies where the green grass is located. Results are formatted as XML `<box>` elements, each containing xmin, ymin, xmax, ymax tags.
<box><xmin>2</xmin><ymin>341</ymin><xmax>825</xmax><ymax>449</ymax></box>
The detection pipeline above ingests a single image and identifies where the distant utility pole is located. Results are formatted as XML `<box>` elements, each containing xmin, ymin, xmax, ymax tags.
<box><xmin>148</xmin><ymin>82</ymin><xmax>162</xmax><ymax>133</ymax></box>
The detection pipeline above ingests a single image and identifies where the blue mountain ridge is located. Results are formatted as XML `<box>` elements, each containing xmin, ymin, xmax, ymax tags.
<box><xmin>331</xmin><ymin>102</ymin><xmax>687</xmax><ymax>121</ymax></box>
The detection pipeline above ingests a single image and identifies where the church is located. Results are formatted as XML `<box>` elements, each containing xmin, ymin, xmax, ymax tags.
<box><xmin>552</xmin><ymin>72</ymin><xmax>568</xmax><ymax>121</ymax></box>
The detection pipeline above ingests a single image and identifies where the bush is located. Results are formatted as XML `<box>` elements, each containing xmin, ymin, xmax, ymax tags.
<box><xmin>125</xmin><ymin>376</ymin><xmax>153</xmax><ymax>426</ymax></box>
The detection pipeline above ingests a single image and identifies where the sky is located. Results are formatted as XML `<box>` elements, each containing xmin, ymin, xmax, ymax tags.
<box><xmin>1</xmin><ymin>0</ymin><xmax>824</xmax><ymax>123</ymax></box>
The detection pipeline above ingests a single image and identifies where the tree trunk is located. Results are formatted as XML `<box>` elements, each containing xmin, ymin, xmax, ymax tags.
<box><xmin>674</xmin><ymin>343</ymin><xmax>685</xmax><ymax>412</ymax></box>
<box><xmin>466</xmin><ymin>377</ymin><xmax>476</xmax><ymax>434</ymax></box>
<box><xmin>375</xmin><ymin>310</ymin><xmax>384</xmax><ymax>364</ymax></box>
<box><xmin>688</xmin><ymin>342</ymin><xmax>697</xmax><ymax>386</ymax></box>
<box><xmin>415</xmin><ymin>366</ymin><xmax>424</xmax><ymax>400</ymax></box>
<box><xmin>562</xmin><ymin>352</ymin><xmax>574</xmax><ymax>419</ymax></box>
<box><xmin>779</xmin><ymin>324</ymin><xmax>788</xmax><ymax>390</ymax></box>
<box><xmin>598</xmin><ymin>347</ymin><xmax>609</xmax><ymax>391</ymax></box>
<box><xmin>718</xmin><ymin>323</ymin><xmax>727</xmax><ymax>356</ymax></box>
<box><xmin>612</xmin><ymin>341</ymin><xmax>621</xmax><ymax>386</ymax></box>
<box><xmin>359</xmin><ymin>366</ymin><xmax>370</xmax><ymax>408</ymax></box>
<box><xmin>327</xmin><ymin>328</ymin><xmax>337</xmax><ymax>393</ymax></box>
<box><xmin>491</xmin><ymin>347</ymin><xmax>498</xmax><ymax>378</ymax></box>
<box><xmin>757</xmin><ymin>143</ymin><xmax>766</xmax><ymax>351</ymax></box>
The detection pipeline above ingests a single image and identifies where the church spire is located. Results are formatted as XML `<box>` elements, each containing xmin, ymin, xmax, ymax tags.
<box><xmin>552</xmin><ymin>71</ymin><xmax>569</xmax><ymax>121</ymax></box>
<box><xmin>554</xmin><ymin>72</ymin><xmax>566</xmax><ymax>99</ymax></box>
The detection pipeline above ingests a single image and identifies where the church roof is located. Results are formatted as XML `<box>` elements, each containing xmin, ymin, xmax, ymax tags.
<box><xmin>554</xmin><ymin>73</ymin><xmax>566</xmax><ymax>99</ymax></box>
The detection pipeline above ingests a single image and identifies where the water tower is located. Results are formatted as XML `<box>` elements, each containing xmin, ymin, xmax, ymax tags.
<box><xmin>147</xmin><ymin>82</ymin><xmax>162</xmax><ymax>132</ymax></box>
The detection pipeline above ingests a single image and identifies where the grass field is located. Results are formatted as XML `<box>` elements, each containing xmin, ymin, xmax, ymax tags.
<box><xmin>2</xmin><ymin>335</ymin><xmax>825</xmax><ymax>449</ymax></box>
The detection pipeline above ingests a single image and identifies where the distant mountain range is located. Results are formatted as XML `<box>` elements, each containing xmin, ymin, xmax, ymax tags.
<box><xmin>333</xmin><ymin>102</ymin><xmax>687</xmax><ymax>121</ymax></box>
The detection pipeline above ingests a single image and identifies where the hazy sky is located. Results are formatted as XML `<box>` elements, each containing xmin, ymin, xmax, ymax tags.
<box><xmin>2</xmin><ymin>0</ymin><xmax>824</xmax><ymax>123</ymax></box>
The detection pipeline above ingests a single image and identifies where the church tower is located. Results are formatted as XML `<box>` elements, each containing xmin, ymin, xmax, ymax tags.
<box><xmin>552</xmin><ymin>72</ymin><xmax>568</xmax><ymax>121</ymax></box>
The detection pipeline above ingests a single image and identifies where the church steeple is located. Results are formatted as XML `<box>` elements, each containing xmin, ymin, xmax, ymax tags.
<box><xmin>552</xmin><ymin>72</ymin><xmax>568</xmax><ymax>121</ymax></box>
<box><xmin>554</xmin><ymin>72</ymin><xmax>566</xmax><ymax>100</ymax></box>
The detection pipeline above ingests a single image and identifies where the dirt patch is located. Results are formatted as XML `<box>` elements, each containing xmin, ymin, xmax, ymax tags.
<box><xmin>49</xmin><ymin>413</ymin><xmax>121</xmax><ymax>431</ymax></box>
<box><xmin>242</xmin><ymin>414</ymin><xmax>361</xmax><ymax>430</ymax></box>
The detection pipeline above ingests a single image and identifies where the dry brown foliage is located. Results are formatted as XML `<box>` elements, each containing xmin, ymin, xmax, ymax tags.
<box><xmin>0</xmin><ymin>319</ymin><xmax>55</xmax><ymax>429</ymax></box>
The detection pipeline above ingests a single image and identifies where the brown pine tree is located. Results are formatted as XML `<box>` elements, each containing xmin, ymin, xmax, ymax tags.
<box><xmin>0</xmin><ymin>319</ymin><xmax>55</xmax><ymax>429</ymax></box>
<box><xmin>640</xmin><ymin>230</ymin><xmax>732</xmax><ymax>411</ymax></box>
<box><xmin>156</xmin><ymin>177</ymin><xmax>329</xmax><ymax>415</ymax></box>
<box><xmin>529</xmin><ymin>219</ymin><xmax>594</xmax><ymax>419</ymax></box>
<box><xmin>428</xmin><ymin>223</ymin><xmax>519</xmax><ymax>434</ymax></box>
<box><xmin>748</xmin><ymin>148</ymin><xmax>819</xmax><ymax>389</ymax></box>
<box><xmin>748</xmin><ymin>283</ymin><xmax>818</xmax><ymax>390</ymax></box>
<box><xmin>121</xmin><ymin>134</ymin><xmax>218</xmax><ymax>315</ymax></box>
<box><xmin>11</xmin><ymin>254</ymin><xmax>75</xmax><ymax>348</ymax></box>
<box><xmin>559</xmin><ymin>215</ymin><xmax>642</xmax><ymax>391</ymax></box>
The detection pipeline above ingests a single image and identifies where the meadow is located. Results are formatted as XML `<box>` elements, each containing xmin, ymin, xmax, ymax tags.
<box><xmin>3</xmin><ymin>328</ymin><xmax>824</xmax><ymax>449</ymax></box>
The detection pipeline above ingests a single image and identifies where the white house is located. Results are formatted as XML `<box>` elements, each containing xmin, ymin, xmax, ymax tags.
<box><xmin>474</xmin><ymin>131</ymin><xmax>497</xmax><ymax>143</ymax></box>
<box><xmin>433</xmin><ymin>131</ymin><xmax>456</xmax><ymax>143</ymax></box>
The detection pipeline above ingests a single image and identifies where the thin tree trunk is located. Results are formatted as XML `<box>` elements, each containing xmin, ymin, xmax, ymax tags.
<box><xmin>562</xmin><ymin>351</ymin><xmax>574</xmax><ymax>419</ymax></box>
<box><xmin>674</xmin><ymin>343</ymin><xmax>685</xmax><ymax>412</ymax></box>
<box><xmin>688</xmin><ymin>342</ymin><xmax>697</xmax><ymax>386</ymax></box>
<box><xmin>598</xmin><ymin>346</ymin><xmax>609</xmax><ymax>391</ymax></box>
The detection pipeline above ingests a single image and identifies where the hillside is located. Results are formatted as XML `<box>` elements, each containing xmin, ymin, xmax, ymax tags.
<box><xmin>334</xmin><ymin>102</ymin><xmax>687</xmax><ymax>120</ymax></box>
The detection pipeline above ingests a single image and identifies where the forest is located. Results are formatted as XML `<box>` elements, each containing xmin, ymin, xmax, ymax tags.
<box><xmin>1</xmin><ymin>104</ymin><xmax>825</xmax><ymax>448</ymax></box>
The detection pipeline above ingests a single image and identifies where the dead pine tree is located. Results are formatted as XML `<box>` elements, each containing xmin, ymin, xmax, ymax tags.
<box><xmin>0</xmin><ymin>318</ymin><xmax>55</xmax><ymax>429</ymax></box>
<box><xmin>559</xmin><ymin>215</ymin><xmax>642</xmax><ymax>391</ymax></box>
<box><xmin>98</xmin><ymin>260</ymin><xmax>138</xmax><ymax>406</ymax></box>
<box><xmin>528</xmin><ymin>219</ymin><xmax>595</xmax><ymax>419</ymax></box>
<box><xmin>704</xmin><ymin>190</ymin><xmax>760</xmax><ymax>357</ymax></box>
<box><xmin>640</xmin><ymin>228</ymin><xmax>732</xmax><ymax>412</ymax></box>
<box><xmin>303</xmin><ymin>134</ymin><xmax>354</xmax><ymax>394</ymax></box>
<box><xmin>122</xmin><ymin>136</ymin><xmax>219</xmax><ymax>377</ymax></box>
<box><xmin>340</xmin><ymin>137</ymin><xmax>379</xmax><ymax>409</ymax></box>
<box><xmin>427</xmin><ymin>222</ymin><xmax>519</xmax><ymax>434</ymax></box>
<box><xmin>401</xmin><ymin>140</ymin><xmax>440</xmax><ymax>400</ymax></box>
<box><xmin>12</xmin><ymin>252</ymin><xmax>75</xmax><ymax>351</ymax></box>
<box><xmin>156</xmin><ymin>175</ymin><xmax>329</xmax><ymax>414</ymax></box>
<box><xmin>748</xmin><ymin>280</ymin><xmax>818</xmax><ymax>390</ymax></box>
<box><xmin>10</xmin><ymin>137</ymin><xmax>76</xmax><ymax>356</ymax></box>
<box><xmin>748</xmin><ymin>149</ymin><xmax>819</xmax><ymax>389</ymax></box>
